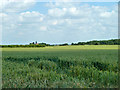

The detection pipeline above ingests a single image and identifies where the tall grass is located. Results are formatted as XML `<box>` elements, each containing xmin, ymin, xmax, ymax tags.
<box><xmin>2</xmin><ymin>48</ymin><xmax>118</xmax><ymax>88</ymax></box>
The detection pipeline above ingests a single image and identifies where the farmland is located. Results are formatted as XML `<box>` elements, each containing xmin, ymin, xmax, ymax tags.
<box><xmin>2</xmin><ymin>45</ymin><xmax>119</xmax><ymax>88</ymax></box>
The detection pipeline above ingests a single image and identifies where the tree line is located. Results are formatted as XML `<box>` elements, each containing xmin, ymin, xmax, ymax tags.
<box><xmin>0</xmin><ymin>44</ymin><xmax>46</xmax><ymax>48</ymax></box>
<box><xmin>71</xmin><ymin>39</ymin><xmax>120</xmax><ymax>45</ymax></box>
<box><xmin>0</xmin><ymin>39</ymin><xmax>120</xmax><ymax>48</ymax></box>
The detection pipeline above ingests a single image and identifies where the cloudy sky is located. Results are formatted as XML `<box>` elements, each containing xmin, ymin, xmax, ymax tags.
<box><xmin>0</xmin><ymin>0</ymin><xmax>118</xmax><ymax>45</ymax></box>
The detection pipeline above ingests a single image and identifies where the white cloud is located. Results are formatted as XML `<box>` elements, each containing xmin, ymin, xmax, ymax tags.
<box><xmin>69</xmin><ymin>7</ymin><xmax>77</xmax><ymax>14</ymax></box>
<box><xmin>19</xmin><ymin>11</ymin><xmax>44</xmax><ymax>22</ymax></box>
<box><xmin>1</xmin><ymin>0</ymin><xmax>36</xmax><ymax>13</ymax></box>
<box><xmin>0</xmin><ymin>13</ymin><xmax>7</xmax><ymax>17</ymax></box>
<box><xmin>100</xmin><ymin>10</ymin><xmax>115</xmax><ymax>18</ymax></box>
<box><xmin>1</xmin><ymin>2</ymin><xmax>118</xmax><ymax>44</ymax></box>
<box><xmin>52</xmin><ymin>20</ymin><xmax>58</xmax><ymax>25</ymax></box>
<box><xmin>20</xmin><ymin>11</ymin><xmax>42</xmax><ymax>17</ymax></box>
<box><xmin>40</xmin><ymin>26</ymin><xmax>47</xmax><ymax>31</ymax></box>
<box><xmin>48</xmin><ymin>8</ymin><xmax>66</xmax><ymax>17</ymax></box>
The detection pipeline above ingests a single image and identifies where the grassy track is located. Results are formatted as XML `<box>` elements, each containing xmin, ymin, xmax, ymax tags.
<box><xmin>2</xmin><ymin>45</ymin><xmax>118</xmax><ymax>88</ymax></box>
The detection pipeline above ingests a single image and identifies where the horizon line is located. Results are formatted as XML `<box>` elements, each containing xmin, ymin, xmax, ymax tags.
<box><xmin>0</xmin><ymin>38</ymin><xmax>119</xmax><ymax>45</ymax></box>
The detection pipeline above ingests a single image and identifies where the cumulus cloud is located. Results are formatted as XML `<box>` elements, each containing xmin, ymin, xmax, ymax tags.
<box><xmin>1</xmin><ymin>1</ymin><xmax>118</xmax><ymax>44</ymax></box>
<box><xmin>1</xmin><ymin>0</ymin><xmax>36</xmax><ymax>13</ymax></box>
<box><xmin>19</xmin><ymin>11</ymin><xmax>44</xmax><ymax>23</ymax></box>
<box><xmin>40</xmin><ymin>26</ymin><xmax>47</xmax><ymax>31</ymax></box>
<box><xmin>100</xmin><ymin>11</ymin><xmax>115</xmax><ymax>18</ymax></box>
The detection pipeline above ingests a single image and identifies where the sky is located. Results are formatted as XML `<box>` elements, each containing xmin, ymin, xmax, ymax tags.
<box><xmin>0</xmin><ymin>0</ymin><xmax>118</xmax><ymax>45</ymax></box>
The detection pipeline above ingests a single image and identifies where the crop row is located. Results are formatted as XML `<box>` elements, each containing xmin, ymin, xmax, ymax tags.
<box><xmin>2</xmin><ymin>56</ymin><xmax>118</xmax><ymax>88</ymax></box>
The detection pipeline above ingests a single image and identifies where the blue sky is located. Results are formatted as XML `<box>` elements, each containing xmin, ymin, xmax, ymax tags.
<box><xmin>26</xmin><ymin>2</ymin><xmax>117</xmax><ymax>13</ymax></box>
<box><xmin>0</xmin><ymin>1</ymin><xmax>118</xmax><ymax>45</ymax></box>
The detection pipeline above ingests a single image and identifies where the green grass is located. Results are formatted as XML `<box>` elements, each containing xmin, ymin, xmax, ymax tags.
<box><xmin>2</xmin><ymin>45</ymin><xmax>119</xmax><ymax>88</ymax></box>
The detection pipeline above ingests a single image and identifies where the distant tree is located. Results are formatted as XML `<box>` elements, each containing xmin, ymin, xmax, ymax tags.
<box><xmin>1</xmin><ymin>39</ymin><xmax>120</xmax><ymax>48</ymax></box>
<box><xmin>71</xmin><ymin>43</ymin><xmax>74</xmax><ymax>45</ymax></box>
<box><xmin>32</xmin><ymin>42</ymin><xmax>35</xmax><ymax>44</ymax></box>
<box><xmin>78</xmin><ymin>42</ymin><xmax>85</xmax><ymax>45</ymax></box>
<box><xmin>59</xmin><ymin>43</ymin><xmax>68</xmax><ymax>46</ymax></box>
